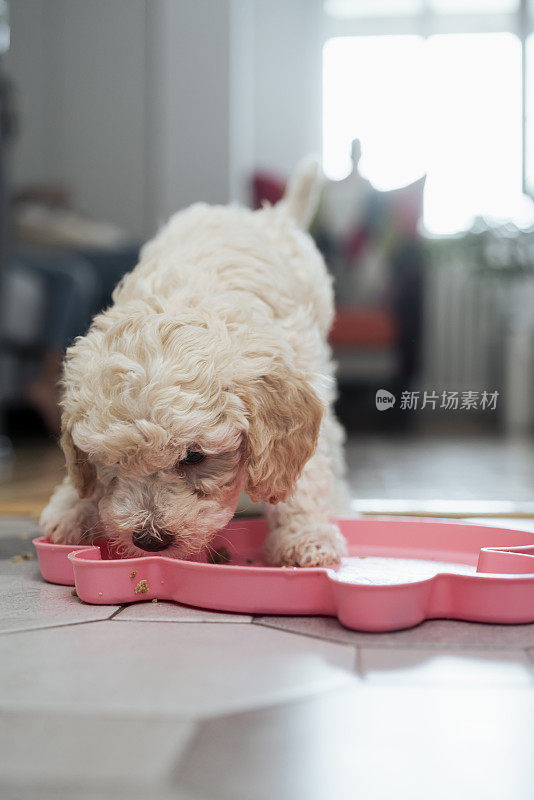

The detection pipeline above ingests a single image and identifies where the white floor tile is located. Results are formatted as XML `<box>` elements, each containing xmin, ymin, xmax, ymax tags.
<box><xmin>115</xmin><ymin>601</ymin><xmax>252</xmax><ymax>623</ymax></box>
<box><xmin>176</xmin><ymin>684</ymin><xmax>534</xmax><ymax>800</ymax></box>
<box><xmin>0</xmin><ymin>621</ymin><xmax>358</xmax><ymax>718</ymax></box>
<box><xmin>0</xmin><ymin>713</ymin><xmax>195</xmax><ymax>794</ymax></box>
<box><xmin>359</xmin><ymin>647</ymin><xmax>533</xmax><ymax>686</ymax></box>
<box><xmin>0</xmin><ymin>561</ymin><xmax>119</xmax><ymax>633</ymax></box>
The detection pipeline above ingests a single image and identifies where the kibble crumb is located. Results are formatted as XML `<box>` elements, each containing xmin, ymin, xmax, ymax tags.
<box><xmin>134</xmin><ymin>579</ymin><xmax>149</xmax><ymax>594</ymax></box>
<box><xmin>152</xmin><ymin>598</ymin><xmax>158</xmax><ymax>603</ymax></box>
<box><xmin>129</xmin><ymin>570</ymin><xmax>137</xmax><ymax>580</ymax></box>
<box><xmin>12</xmin><ymin>551</ymin><xmax>33</xmax><ymax>563</ymax></box>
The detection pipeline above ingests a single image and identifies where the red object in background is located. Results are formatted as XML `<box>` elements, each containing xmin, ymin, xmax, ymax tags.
<box><xmin>329</xmin><ymin>308</ymin><xmax>397</xmax><ymax>348</ymax></box>
<box><xmin>252</xmin><ymin>172</ymin><xmax>286</xmax><ymax>209</ymax></box>
<box><xmin>387</xmin><ymin>175</ymin><xmax>426</xmax><ymax>236</ymax></box>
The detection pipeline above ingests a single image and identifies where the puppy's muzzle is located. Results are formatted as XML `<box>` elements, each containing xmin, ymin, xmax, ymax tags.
<box><xmin>132</xmin><ymin>529</ymin><xmax>174</xmax><ymax>552</ymax></box>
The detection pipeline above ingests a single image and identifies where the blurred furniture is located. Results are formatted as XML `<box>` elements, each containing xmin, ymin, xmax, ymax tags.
<box><xmin>2</xmin><ymin>265</ymin><xmax>44</xmax><ymax>403</ymax></box>
<box><xmin>1</xmin><ymin>244</ymin><xmax>139</xmax><ymax>423</ymax></box>
<box><xmin>423</xmin><ymin>228</ymin><xmax>534</xmax><ymax>433</ymax></box>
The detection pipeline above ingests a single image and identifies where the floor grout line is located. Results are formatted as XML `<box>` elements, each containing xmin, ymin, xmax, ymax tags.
<box><xmin>113</xmin><ymin>618</ymin><xmax>254</xmax><ymax>623</ymax></box>
<box><xmin>252</xmin><ymin>620</ymin><xmax>534</xmax><ymax>652</ymax></box>
<box><xmin>252</xmin><ymin>618</ymin><xmax>359</xmax><ymax>653</ymax></box>
<box><xmin>0</xmin><ymin>616</ymin><xmax>258</xmax><ymax>635</ymax></box>
<box><xmin>0</xmin><ymin>616</ymin><xmax>120</xmax><ymax>636</ymax></box>
<box><xmin>108</xmin><ymin>606</ymin><xmax>127</xmax><ymax>620</ymax></box>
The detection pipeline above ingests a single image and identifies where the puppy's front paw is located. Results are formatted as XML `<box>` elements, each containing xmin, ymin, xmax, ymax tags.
<box><xmin>39</xmin><ymin>480</ymin><xmax>94</xmax><ymax>545</ymax></box>
<box><xmin>264</xmin><ymin>521</ymin><xmax>347</xmax><ymax>568</ymax></box>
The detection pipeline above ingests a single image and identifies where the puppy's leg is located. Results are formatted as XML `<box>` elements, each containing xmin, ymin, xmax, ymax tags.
<box><xmin>40</xmin><ymin>477</ymin><xmax>100</xmax><ymax>544</ymax></box>
<box><xmin>263</xmin><ymin>412</ymin><xmax>349</xmax><ymax>567</ymax></box>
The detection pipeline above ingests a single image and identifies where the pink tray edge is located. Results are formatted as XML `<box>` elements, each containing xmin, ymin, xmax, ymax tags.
<box><xmin>33</xmin><ymin>517</ymin><xmax>534</xmax><ymax>632</ymax></box>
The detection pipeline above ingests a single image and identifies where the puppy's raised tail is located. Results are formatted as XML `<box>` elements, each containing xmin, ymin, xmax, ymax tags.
<box><xmin>277</xmin><ymin>158</ymin><xmax>322</xmax><ymax>230</ymax></box>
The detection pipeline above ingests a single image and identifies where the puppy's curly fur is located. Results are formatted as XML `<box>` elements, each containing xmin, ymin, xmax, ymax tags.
<box><xmin>40</xmin><ymin>161</ymin><xmax>348</xmax><ymax>566</ymax></box>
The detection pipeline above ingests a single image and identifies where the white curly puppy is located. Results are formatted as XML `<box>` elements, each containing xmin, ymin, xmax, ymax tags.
<box><xmin>40</xmin><ymin>162</ymin><xmax>348</xmax><ymax>567</ymax></box>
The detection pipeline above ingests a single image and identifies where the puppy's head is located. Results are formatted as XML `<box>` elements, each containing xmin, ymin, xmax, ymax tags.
<box><xmin>61</xmin><ymin>303</ymin><xmax>323</xmax><ymax>558</ymax></box>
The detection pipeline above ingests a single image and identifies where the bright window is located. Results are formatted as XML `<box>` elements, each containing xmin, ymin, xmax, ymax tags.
<box><xmin>323</xmin><ymin>32</ymin><xmax>526</xmax><ymax>234</ymax></box>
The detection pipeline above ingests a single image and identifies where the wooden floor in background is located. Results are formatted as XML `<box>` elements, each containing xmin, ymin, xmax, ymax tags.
<box><xmin>0</xmin><ymin>442</ymin><xmax>64</xmax><ymax>518</ymax></box>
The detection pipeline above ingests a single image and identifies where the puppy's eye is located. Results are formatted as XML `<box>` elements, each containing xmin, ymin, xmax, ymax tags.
<box><xmin>179</xmin><ymin>450</ymin><xmax>206</xmax><ymax>466</ymax></box>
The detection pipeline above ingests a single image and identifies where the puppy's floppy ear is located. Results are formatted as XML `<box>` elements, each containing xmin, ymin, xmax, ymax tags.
<box><xmin>239</xmin><ymin>366</ymin><xmax>324</xmax><ymax>504</ymax></box>
<box><xmin>60</xmin><ymin>429</ymin><xmax>97</xmax><ymax>499</ymax></box>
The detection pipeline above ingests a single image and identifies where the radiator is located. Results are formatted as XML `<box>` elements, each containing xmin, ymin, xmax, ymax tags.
<box><xmin>421</xmin><ymin>255</ymin><xmax>509</xmax><ymax>395</ymax></box>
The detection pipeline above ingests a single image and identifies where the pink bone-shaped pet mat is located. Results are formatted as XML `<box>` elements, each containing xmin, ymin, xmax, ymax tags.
<box><xmin>34</xmin><ymin>517</ymin><xmax>534</xmax><ymax>632</ymax></box>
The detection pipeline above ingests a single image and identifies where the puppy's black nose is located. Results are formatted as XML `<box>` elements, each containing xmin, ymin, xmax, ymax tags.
<box><xmin>132</xmin><ymin>529</ymin><xmax>174</xmax><ymax>552</ymax></box>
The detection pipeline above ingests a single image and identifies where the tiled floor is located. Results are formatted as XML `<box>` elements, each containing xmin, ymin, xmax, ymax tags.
<box><xmin>2</xmin><ymin>514</ymin><xmax>534</xmax><ymax>799</ymax></box>
<box><xmin>347</xmin><ymin>434</ymin><xmax>534</xmax><ymax>503</ymax></box>
<box><xmin>347</xmin><ymin>433</ymin><xmax>534</xmax><ymax>516</ymax></box>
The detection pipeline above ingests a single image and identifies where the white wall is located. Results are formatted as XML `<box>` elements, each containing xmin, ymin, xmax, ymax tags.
<box><xmin>145</xmin><ymin>0</ymin><xmax>235</xmax><ymax>230</ymax></box>
<box><xmin>252</xmin><ymin>0</ymin><xmax>323</xmax><ymax>176</ymax></box>
<box><xmin>5</xmin><ymin>0</ymin><xmax>58</xmax><ymax>185</ymax></box>
<box><xmin>54</xmin><ymin>0</ymin><xmax>148</xmax><ymax>237</ymax></box>
<box><xmin>7</xmin><ymin>0</ymin><xmax>147</xmax><ymax>236</ymax></box>
<box><xmin>229</xmin><ymin>0</ymin><xmax>255</xmax><ymax>205</ymax></box>
<box><xmin>143</xmin><ymin>0</ymin><xmax>257</xmax><ymax>228</ymax></box>
<box><xmin>5</xmin><ymin>0</ymin><xmax>323</xmax><ymax>237</ymax></box>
